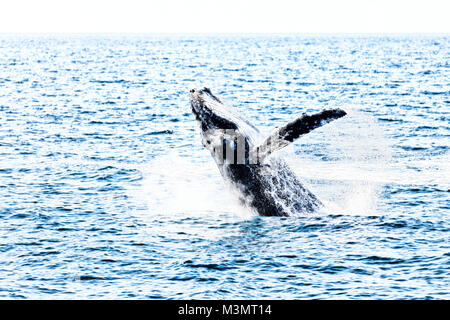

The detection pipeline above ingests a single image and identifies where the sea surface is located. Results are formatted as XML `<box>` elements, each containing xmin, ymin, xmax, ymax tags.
<box><xmin>0</xmin><ymin>34</ymin><xmax>448</xmax><ymax>299</ymax></box>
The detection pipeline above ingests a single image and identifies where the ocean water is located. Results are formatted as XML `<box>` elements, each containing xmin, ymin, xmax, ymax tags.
<box><xmin>0</xmin><ymin>34</ymin><xmax>448</xmax><ymax>299</ymax></box>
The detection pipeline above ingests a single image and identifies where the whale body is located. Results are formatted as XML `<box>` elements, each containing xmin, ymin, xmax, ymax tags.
<box><xmin>189</xmin><ymin>87</ymin><xmax>347</xmax><ymax>216</ymax></box>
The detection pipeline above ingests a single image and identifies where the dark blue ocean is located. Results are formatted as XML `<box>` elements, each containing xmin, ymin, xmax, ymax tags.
<box><xmin>0</xmin><ymin>35</ymin><xmax>448</xmax><ymax>299</ymax></box>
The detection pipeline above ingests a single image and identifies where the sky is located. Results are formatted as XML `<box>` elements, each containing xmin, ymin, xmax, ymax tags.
<box><xmin>0</xmin><ymin>0</ymin><xmax>448</xmax><ymax>33</ymax></box>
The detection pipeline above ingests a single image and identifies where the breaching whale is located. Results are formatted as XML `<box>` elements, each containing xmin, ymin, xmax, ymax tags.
<box><xmin>189</xmin><ymin>87</ymin><xmax>347</xmax><ymax>216</ymax></box>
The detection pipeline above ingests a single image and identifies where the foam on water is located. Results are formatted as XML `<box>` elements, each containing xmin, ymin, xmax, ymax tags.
<box><xmin>134</xmin><ymin>151</ymin><xmax>251</xmax><ymax>219</ymax></box>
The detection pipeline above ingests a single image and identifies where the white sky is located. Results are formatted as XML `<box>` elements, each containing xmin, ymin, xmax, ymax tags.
<box><xmin>0</xmin><ymin>0</ymin><xmax>449</xmax><ymax>33</ymax></box>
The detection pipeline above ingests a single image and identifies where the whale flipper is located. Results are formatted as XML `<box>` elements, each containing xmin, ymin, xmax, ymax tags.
<box><xmin>251</xmin><ymin>108</ymin><xmax>347</xmax><ymax>161</ymax></box>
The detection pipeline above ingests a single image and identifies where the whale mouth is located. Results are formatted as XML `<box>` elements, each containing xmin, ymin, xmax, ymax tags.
<box><xmin>189</xmin><ymin>88</ymin><xmax>202</xmax><ymax>117</ymax></box>
<box><xmin>189</xmin><ymin>88</ymin><xmax>209</xmax><ymax>123</ymax></box>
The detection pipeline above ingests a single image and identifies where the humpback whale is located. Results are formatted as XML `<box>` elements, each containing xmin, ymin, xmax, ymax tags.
<box><xmin>190</xmin><ymin>87</ymin><xmax>346</xmax><ymax>216</ymax></box>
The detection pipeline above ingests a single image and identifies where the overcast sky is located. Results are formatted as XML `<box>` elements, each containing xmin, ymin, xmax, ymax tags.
<box><xmin>0</xmin><ymin>0</ymin><xmax>448</xmax><ymax>33</ymax></box>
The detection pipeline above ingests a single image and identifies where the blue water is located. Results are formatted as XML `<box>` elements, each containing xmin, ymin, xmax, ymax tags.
<box><xmin>0</xmin><ymin>34</ymin><xmax>449</xmax><ymax>299</ymax></box>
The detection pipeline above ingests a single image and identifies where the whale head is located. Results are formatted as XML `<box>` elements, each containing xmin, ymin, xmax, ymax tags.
<box><xmin>189</xmin><ymin>87</ymin><xmax>240</xmax><ymax>131</ymax></box>
<box><xmin>190</xmin><ymin>87</ymin><xmax>260</xmax><ymax>135</ymax></box>
<box><xmin>190</xmin><ymin>87</ymin><xmax>261</xmax><ymax>140</ymax></box>
<box><xmin>189</xmin><ymin>87</ymin><xmax>261</xmax><ymax>164</ymax></box>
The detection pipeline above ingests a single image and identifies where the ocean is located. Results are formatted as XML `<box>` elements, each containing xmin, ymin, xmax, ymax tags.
<box><xmin>0</xmin><ymin>34</ymin><xmax>448</xmax><ymax>299</ymax></box>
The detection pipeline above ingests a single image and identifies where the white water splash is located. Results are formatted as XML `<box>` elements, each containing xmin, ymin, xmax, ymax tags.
<box><xmin>284</xmin><ymin>108</ymin><xmax>392</xmax><ymax>216</ymax></box>
<box><xmin>132</xmin><ymin>151</ymin><xmax>251</xmax><ymax>219</ymax></box>
<box><xmin>133</xmin><ymin>108</ymin><xmax>448</xmax><ymax>218</ymax></box>
<box><xmin>132</xmin><ymin>109</ymin><xmax>395</xmax><ymax>218</ymax></box>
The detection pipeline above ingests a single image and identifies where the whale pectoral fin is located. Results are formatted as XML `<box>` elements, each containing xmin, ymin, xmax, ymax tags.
<box><xmin>250</xmin><ymin>108</ymin><xmax>347</xmax><ymax>161</ymax></box>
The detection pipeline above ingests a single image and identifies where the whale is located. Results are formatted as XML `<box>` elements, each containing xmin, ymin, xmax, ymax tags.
<box><xmin>189</xmin><ymin>87</ymin><xmax>347</xmax><ymax>216</ymax></box>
